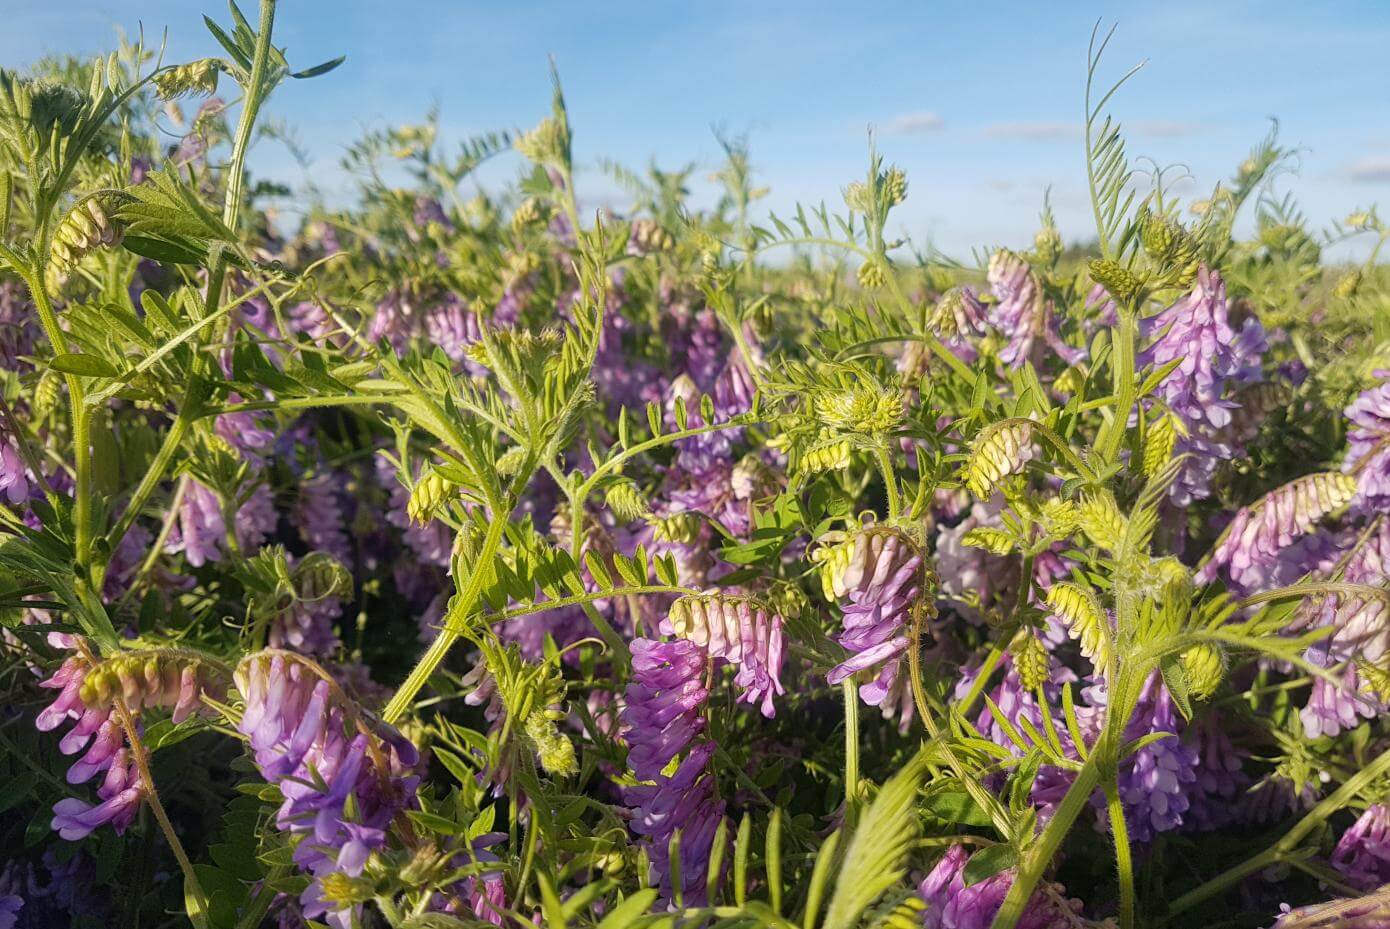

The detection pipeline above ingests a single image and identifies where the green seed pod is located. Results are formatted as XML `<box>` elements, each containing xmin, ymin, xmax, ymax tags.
<box><xmin>1334</xmin><ymin>269</ymin><xmax>1363</xmax><ymax>299</ymax></box>
<box><xmin>1045</xmin><ymin>582</ymin><xmax>1112</xmax><ymax>674</ymax></box>
<box><xmin>34</xmin><ymin>369</ymin><xmax>62</xmax><ymax>418</ymax></box>
<box><xmin>801</xmin><ymin>436</ymin><xmax>852</xmax><ymax>473</ymax></box>
<box><xmin>649</xmin><ymin>511</ymin><xmax>702</xmax><ymax>545</ymax></box>
<box><xmin>50</xmin><ymin>194</ymin><xmax>124</xmax><ymax>273</ymax></box>
<box><xmin>628</xmin><ymin>217</ymin><xmax>674</xmax><ymax>255</ymax></box>
<box><xmin>1143</xmin><ymin>412</ymin><xmax>1180</xmax><ymax>478</ymax></box>
<box><xmin>318</xmin><ymin>873</ymin><xmax>376</xmax><ymax>907</ymax></box>
<box><xmin>961</xmin><ymin>526</ymin><xmax>1015</xmax><ymax>555</ymax></box>
<box><xmin>1076</xmin><ymin>491</ymin><xmax>1127</xmax><ymax>553</ymax></box>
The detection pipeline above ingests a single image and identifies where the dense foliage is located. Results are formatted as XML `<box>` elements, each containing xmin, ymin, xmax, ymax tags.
<box><xmin>4</xmin><ymin>6</ymin><xmax>1390</xmax><ymax>929</ymax></box>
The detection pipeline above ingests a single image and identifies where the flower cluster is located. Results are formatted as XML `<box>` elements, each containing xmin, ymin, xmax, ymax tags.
<box><xmin>235</xmin><ymin>653</ymin><xmax>422</xmax><ymax>928</ymax></box>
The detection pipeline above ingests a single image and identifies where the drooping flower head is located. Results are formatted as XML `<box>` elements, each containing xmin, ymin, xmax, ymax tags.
<box><xmin>1198</xmin><ymin>472</ymin><xmax>1358</xmax><ymax>594</ymax></box>
<box><xmin>621</xmin><ymin>637</ymin><xmax>709</xmax><ymax>781</ymax></box>
<box><xmin>1344</xmin><ymin>379</ymin><xmax>1390</xmax><ymax>512</ymax></box>
<box><xmin>815</xmin><ymin>527</ymin><xmax>924</xmax><ymax>708</ymax></box>
<box><xmin>664</xmin><ymin>593</ymin><xmax>785</xmax><ymax>716</ymax></box>
<box><xmin>38</xmin><ymin>650</ymin><xmax>227</xmax><ymax>840</ymax></box>
<box><xmin>234</xmin><ymin>653</ymin><xmax>421</xmax><ymax>929</ymax></box>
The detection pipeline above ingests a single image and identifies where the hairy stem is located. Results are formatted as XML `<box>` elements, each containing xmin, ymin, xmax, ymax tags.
<box><xmin>382</xmin><ymin>505</ymin><xmax>507</xmax><ymax>723</ymax></box>
<box><xmin>875</xmin><ymin>444</ymin><xmax>901</xmax><ymax>520</ymax></box>
<box><xmin>842</xmin><ymin>680</ymin><xmax>860</xmax><ymax>814</ymax></box>
<box><xmin>1165</xmin><ymin>742</ymin><xmax>1390</xmax><ymax>919</ymax></box>
<box><xmin>989</xmin><ymin>748</ymin><xmax>1105</xmax><ymax>929</ymax></box>
<box><xmin>1106</xmin><ymin>780</ymin><xmax>1136</xmax><ymax>929</ymax></box>
<box><xmin>111</xmin><ymin>698</ymin><xmax>208</xmax><ymax>927</ymax></box>
<box><xmin>1097</xmin><ymin>305</ymin><xmax>1137</xmax><ymax>463</ymax></box>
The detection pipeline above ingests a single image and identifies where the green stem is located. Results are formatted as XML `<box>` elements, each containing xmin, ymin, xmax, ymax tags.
<box><xmin>989</xmin><ymin>749</ymin><xmax>1105</xmax><ymax>929</ymax></box>
<box><xmin>1165</xmin><ymin>743</ymin><xmax>1390</xmax><ymax>919</ymax></box>
<box><xmin>843</xmin><ymin>680</ymin><xmax>860</xmax><ymax>814</ymax></box>
<box><xmin>24</xmin><ymin>274</ymin><xmax>95</xmax><ymax>579</ymax></box>
<box><xmin>108</xmin><ymin>383</ymin><xmax>204</xmax><ymax>551</ymax></box>
<box><xmin>111</xmin><ymin>696</ymin><xmax>208</xmax><ymax>928</ymax></box>
<box><xmin>1106</xmin><ymin>780</ymin><xmax>1136</xmax><ymax>929</ymax></box>
<box><xmin>382</xmin><ymin>505</ymin><xmax>507</xmax><ymax>724</ymax></box>
<box><xmin>1097</xmin><ymin>307</ymin><xmax>1137</xmax><ymax>463</ymax></box>
<box><xmin>874</xmin><ymin>444</ymin><xmax>901</xmax><ymax>520</ymax></box>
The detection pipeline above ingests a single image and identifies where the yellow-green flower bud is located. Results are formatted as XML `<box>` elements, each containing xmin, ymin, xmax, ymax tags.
<box><xmin>1087</xmin><ymin>258</ymin><xmax>1142</xmax><ymax>302</ymax></box>
<box><xmin>1181</xmin><ymin>643</ymin><xmax>1225</xmax><ymax>700</ymax></box>
<box><xmin>154</xmin><ymin>59</ymin><xmax>221</xmax><ymax>100</ymax></box>
<box><xmin>407</xmin><ymin>469</ymin><xmax>454</xmax><ymax>525</ymax></box>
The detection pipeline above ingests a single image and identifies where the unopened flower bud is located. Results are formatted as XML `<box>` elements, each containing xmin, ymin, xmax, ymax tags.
<box><xmin>407</xmin><ymin>469</ymin><xmax>454</xmax><ymax>525</ymax></box>
<box><xmin>1087</xmin><ymin>259</ymin><xmax>1142</xmax><ymax>302</ymax></box>
<box><xmin>856</xmin><ymin>259</ymin><xmax>888</xmax><ymax>289</ymax></box>
<box><xmin>154</xmin><ymin>59</ymin><xmax>221</xmax><ymax>100</ymax></box>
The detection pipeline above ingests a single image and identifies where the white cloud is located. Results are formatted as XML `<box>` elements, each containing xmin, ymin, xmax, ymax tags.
<box><xmin>887</xmin><ymin>111</ymin><xmax>944</xmax><ymax>134</ymax></box>
<box><xmin>1348</xmin><ymin>157</ymin><xmax>1390</xmax><ymax>184</ymax></box>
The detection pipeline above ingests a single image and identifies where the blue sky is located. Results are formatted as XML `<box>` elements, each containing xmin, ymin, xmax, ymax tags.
<box><xmin>6</xmin><ymin>1</ymin><xmax>1390</xmax><ymax>259</ymax></box>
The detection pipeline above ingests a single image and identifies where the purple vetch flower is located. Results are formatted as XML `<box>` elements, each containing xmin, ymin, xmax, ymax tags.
<box><xmin>424</xmin><ymin>296</ymin><xmax>488</xmax><ymax>377</ymax></box>
<box><xmin>270</xmin><ymin>578</ymin><xmax>343</xmax><ymax>656</ymax></box>
<box><xmin>1080</xmin><ymin>673</ymin><xmax>1199</xmax><ymax>842</ymax></box>
<box><xmin>1183</xmin><ymin>718</ymin><xmax>1249</xmax><ymax>832</ymax></box>
<box><xmin>234</xmin><ymin>654</ymin><xmax>421</xmax><ymax>929</ymax></box>
<box><xmin>1116</xmin><ymin>681</ymin><xmax>1199</xmax><ymax>842</ymax></box>
<box><xmin>167</xmin><ymin>481</ymin><xmax>224</xmax><ymax>567</ymax></box>
<box><xmin>1197</xmin><ymin>472</ymin><xmax>1358</xmax><ymax>594</ymax></box>
<box><xmin>676</xmin><ymin>306</ymin><xmax>726</xmax><ymax>393</ymax></box>
<box><xmin>625</xmin><ymin>742</ymin><xmax>727</xmax><ymax>906</ymax></box>
<box><xmin>919</xmin><ymin>844</ymin><xmax>1085</xmax><ymax>929</ymax></box>
<box><xmin>1139</xmin><ymin>266</ymin><xmax>1269</xmax><ymax>504</ymax></box>
<box><xmin>286</xmin><ymin>301</ymin><xmax>342</xmax><ymax>346</ymax></box>
<box><xmin>430</xmin><ymin>833</ymin><xmax>509</xmax><ymax>925</ymax></box>
<box><xmin>0</xmin><ymin>439</ymin><xmax>29</xmax><ymax>505</ymax></box>
<box><xmin>50</xmin><ymin>752</ymin><xmax>143</xmax><ymax>840</ymax></box>
<box><xmin>986</xmin><ymin>250</ymin><xmax>1044</xmax><ymax>367</ymax></box>
<box><xmin>1299</xmin><ymin>649</ymin><xmax>1380</xmax><ymax>739</ymax></box>
<box><xmin>954</xmin><ymin>661</ymin><xmax>1078</xmax><ymax>819</ymax></box>
<box><xmin>1332</xmin><ymin>804</ymin><xmax>1390</xmax><ymax>891</ymax></box>
<box><xmin>36</xmin><ymin>652</ymin><xmax>228</xmax><ymax>810</ymax></box>
<box><xmin>167</xmin><ymin>480</ymin><xmax>277</xmax><ymax>567</ymax></box>
<box><xmin>412</xmin><ymin>196</ymin><xmax>452</xmax><ymax>235</ymax></box>
<box><xmin>935</xmin><ymin>499</ymin><xmax>1015</xmax><ymax>622</ymax></box>
<box><xmin>621</xmin><ymin>638</ymin><xmax>709</xmax><ymax>781</ymax></box>
<box><xmin>818</xmin><ymin>528</ymin><xmax>922</xmax><ymax>707</ymax></box>
<box><xmin>663</xmin><ymin>594</ymin><xmax>786</xmax><ymax>716</ymax></box>
<box><xmin>1140</xmin><ymin>266</ymin><xmax>1241</xmax><ymax>430</ymax></box>
<box><xmin>1344</xmin><ymin>380</ymin><xmax>1390</xmax><ymax>512</ymax></box>
<box><xmin>368</xmin><ymin>289</ymin><xmax>419</xmax><ymax>355</ymax></box>
<box><xmin>0</xmin><ymin>894</ymin><xmax>18</xmax><ymax>929</ymax></box>
<box><xmin>295</xmin><ymin>472</ymin><xmax>353</xmax><ymax>567</ymax></box>
<box><xmin>0</xmin><ymin>279</ymin><xmax>37</xmax><ymax>370</ymax></box>
<box><xmin>1316</xmin><ymin>520</ymin><xmax>1390</xmax><ymax>665</ymax></box>
<box><xmin>238</xmin><ymin>482</ymin><xmax>278</xmax><ymax>550</ymax></box>
<box><xmin>215</xmin><ymin>406</ymin><xmax>278</xmax><ymax>463</ymax></box>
